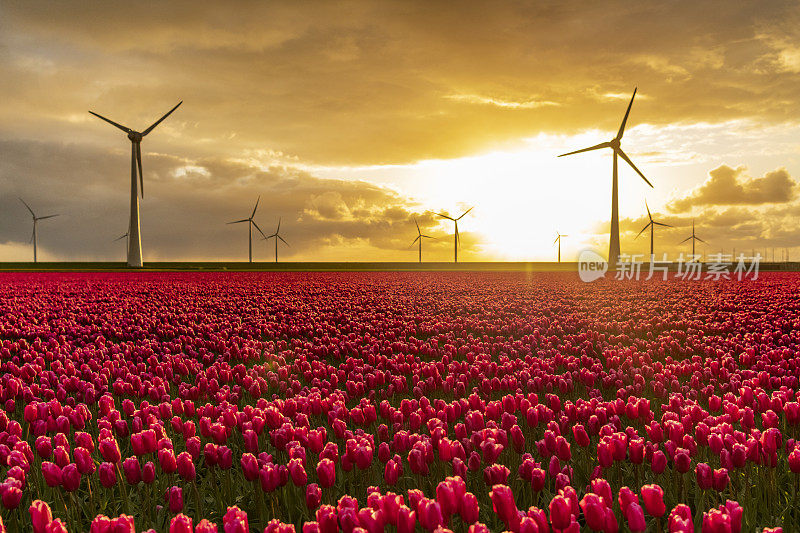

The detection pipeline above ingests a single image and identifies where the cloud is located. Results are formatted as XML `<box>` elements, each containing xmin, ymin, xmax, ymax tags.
<box><xmin>0</xmin><ymin>139</ymin><xmax>464</xmax><ymax>261</ymax></box>
<box><xmin>667</xmin><ymin>165</ymin><xmax>797</xmax><ymax>211</ymax></box>
<box><xmin>444</xmin><ymin>94</ymin><xmax>560</xmax><ymax>109</ymax></box>
<box><xmin>3</xmin><ymin>1</ymin><xmax>800</xmax><ymax>165</ymax></box>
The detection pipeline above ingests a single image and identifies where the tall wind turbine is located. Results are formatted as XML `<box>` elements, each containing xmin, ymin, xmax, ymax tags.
<box><xmin>19</xmin><ymin>198</ymin><xmax>59</xmax><ymax>263</ymax></box>
<box><xmin>89</xmin><ymin>101</ymin><xmax>182</xmax><ymax>268</ymax></box>
<box><xmin>436</xmin><ymin>207</ymin><xmax>473</xmax><ymax>263</ymax></box>
<box><xmin>554</xmin><ymin>232</ymin><xmax>568</xmax><ymax>262</ymax></box>
<box><xmin>262</xmin><ymin>218</ymin><xmax>289</xmax><ymax>263</ymax></box>
<box><xmin>411</xmin><ymin>218</ymin><xmax>435</xmax><ymax>263</ymax></box>
<box><xmin>635</xmin><ymin>201</ymin><xmax>671</xmax><ymax>258</ymax></box>
<box><xmin>678</xmin><ymin>219</ymin><xmax>706</xmax><ymax>259</ymax></box>
<box><xmin>558</xmin><ymin>88</ymin><xmax>653</xmax><ymax>266</ymax></box>
<box><xmin>228</xmin><ymin>196</ymin><xmax>266</xmax><ymax>262</ymax></box>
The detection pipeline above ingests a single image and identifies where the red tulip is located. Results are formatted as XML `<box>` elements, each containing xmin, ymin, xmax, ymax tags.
<box><xmin>29</xmin><ymin>500</ymin><xmax>53</xmax><ymax>533</ymax></box>
<box><xmin>165</xmin><ymin>486</ymin><xmax>183</xmax><ymax>513</ymax></box>
<box><xmin>61</xmin><ymin>463</ymin><xmax>81</xmax><ymax>492</ymax></box>
<box><xmin>170</xmin><ymin>514</ymin><xmax>193</xmax><ymax>533</ymax></box>
<box><xmin>316</xmin><ymin>458</ymin><xmax>336</xmax><ymax>488</ymax></box>
<box><xmin>696</xmin><ymin>462</ymin><xmax>712</xmax><ymax>490</ymax></box>
<box><xmin>223</xmin><ymin>506</ymin><xmax>249</xmax><ymax>533</ymax></box>
<box><xmin>41</xmin><ymin>462</ymin><xmax>62</xmax><ymax>487</ymax></box>
<box><xmin>306</xmin><ymin>483</ymin><xmax>322</xmax><ymax>510</ymax></box>
<box><xmin>549</xmin><ymin>494</ymin><xmax>572</xmax><ymax>530</ymax></box>
<box><xmin>641</xmin><ymin>484</ymin><xmax>665</xmax><ymax>517</ymax></box>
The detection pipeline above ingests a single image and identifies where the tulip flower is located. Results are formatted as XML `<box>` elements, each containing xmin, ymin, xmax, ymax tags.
<box><xmin>165</xmin><ymin>486</ymin><xmax>184</xmax><ymax>513</ymax></box>
<box><xmin>170</xmin><ymin>514</ymin><xmax>193</xmax><ymax>533</ymax></box>
<box><xmin>641</xmin><ymin>484</ymin><xmax>665</xmax><ymax>517</ymax></box>
<box><xmin>29</xmin><ymin>500</ymin><xmax>53</xmax><ymax>533</ymax></box>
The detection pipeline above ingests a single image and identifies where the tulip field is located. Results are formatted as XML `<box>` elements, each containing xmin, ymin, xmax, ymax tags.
<box><xmin>1</xmin><ymin>271</ymin><xmax>799</xmax><ymax>532</ymax></box>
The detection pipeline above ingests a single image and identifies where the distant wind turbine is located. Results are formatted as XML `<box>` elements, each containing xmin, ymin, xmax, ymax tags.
<box><xmin>262</xmin><ymin>218</ymin><xmax>289</xmax><ymax>263</ymax></box>
<box><xmin>554</xmin><ymin>232</ymin><xmax>568</xmax><ymax>262</ymax></box>
<box><xmin>411</xmin><ymin>218</ymin><xmax>435</xmax><ymax>263</ymax></box>
<box><xmin>228</xmin><ymin>196</ymin><xmax>266</xmax><ymax>262</ymax></box>
<box><xmin>436</xmin><ymin>207</ymin><xmax>473</xmax><ymax>263</ymax></box>
<box><xmin>114</xmin><ymin>232</ymin><xmax>129</xmax><ymax>255</ymax></box>
<box><xmin>89</xmin><ymin>101</ymin><xmax>182</xmax><ymax>268</ymax></box>
<box><xmin>558</xmin><ymin>88</ymin><xmax>653</xmax><ymax>266</ymax></box>
<box><xmin>678</xmin><ymin>219</ymin><xmax>706</xmax><ymax>259</ymax></box>
<box><xmin>635</xmin><ymin>200</ymin><xmax>671</xmax><ymax>258</ymax></box>
<box><xmin>19</xmin><ymin>198</ymin><xmax>59</xmax><ymax>263</ymax></box>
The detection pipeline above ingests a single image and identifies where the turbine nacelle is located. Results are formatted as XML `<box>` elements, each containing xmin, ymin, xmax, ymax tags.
<box><xmin>127</xmin><ymin>131</ymin><xmax>144</xmax><ymax>142</ymax></box>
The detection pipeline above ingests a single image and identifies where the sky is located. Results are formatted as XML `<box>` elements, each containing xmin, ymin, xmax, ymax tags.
<box><xmin>2</xmin><ymin>0</ymin><xmax>800</xmax><ymax>262</ymax></box>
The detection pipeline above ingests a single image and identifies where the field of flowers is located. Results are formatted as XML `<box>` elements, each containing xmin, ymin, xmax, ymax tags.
<box><xmin>0</xmin><ymin>271</ymin><xmax>797</xmax><ymax>532</ymax></box>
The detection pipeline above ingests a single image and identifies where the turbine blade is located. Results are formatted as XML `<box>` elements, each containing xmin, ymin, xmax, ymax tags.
<box><xmin>37</xmin><ymin>214</ymin><xmax>59</xmax><ymax>220</ymax></box>
<box><xmin>679</xmin><ymin>236</ymin><xmax>692</xmax><ymax>244</ymax></box>
<box><xmin>422</xmin><ymin>235</ymin><xmax>435</xmax><ymax>239</ymax></box>
<box><xmin>635</xmin><ymin>222</ymin><xmax>651</xmax><ymax>239</ymax></box>
<box><xmin>645</xmin><ymin>200</ymin><xmax>651</xmax><ymax>220</ymax></box>
<box><xmin>415</xmin><ymin>218</ymin><xmax>420</xmax><ymax>234</ymax></box>
<box><xmin>18</xmin><ymin>198</ymin><xmax>35</xmax><ymax>217</ymax></box>
<box><xmin>276</xmin><ymin>217</ymin><xmax>281</xmax><ymax>233</ymax></box>
<box><xmin>227</xmin><ymin>219</ymin><xmax>249</xmax><ymax>224</ymax></box>
<box><xmin>615</xmin><ymin>87</ymin><xmax>637</xmax><ymax>140</ymax></box>
<box><xmin>142</xmin><ymin>101</ymin><xmax>183</xmax><ymax>136</ymax></box>
<box><xmin>616</xmin><ymin>148</ymin><xmax>653</xmax><ymax>187</ymax></box>
<box><xmin>278</xmin><ymin>235</ymin><xmax>289</xmax><ymax>246</ymax></box>
<box><xmin>114</xmin><ymin>233</ymin><xmax>128</xmax><ymax>242</ymax></box>
<box><xmin>558</xmin><ymin>141</ymin><xmax>611</xmax><ymax>157</ymax></box>
<box><xmin>653</xmin><ymin>222</ymin><xmax>672</xmax><ymax>227</ymax></box>
<box><xmin>696</xmin><ymin>237</ymin><xmax>708</xmax><ymax>244</ymax></box>
<box><xmin>29</xmin><ymin>228</ymin><xmax>34</xmax><ymax>244</ymax></box>
<box><xmin>251</xmin><ymin>220</ymin><xmax>267</xmax><ymax>239</ymax></box>
<box><xmin>412</xmin><ymin>235</ymin><xmax>421</xmax><ymax>245</ymax></box>
<box><xmin>135</xmin><ymin>143</ymin><xmax>144</xmax><ymax>198</ymax></box>
<box><xmin>251</xmin><ymin>196</ymin><xmax>260</xmax><ymax>219</ymax></box>
<box><xmin>554</xmin><ymin>235</ymin><xmax>560</xmax><ymax>244</ymax></box>
<box><xmin>457</xmin><ymin>206</ymin><xmax>474</xmax><ymax>220</ymax></box>
<box><xmin>436</xmin><ymin>213</ymin><xmax>455</xmax><ymax>221</ymax></box>
<box><xmin>88</xmin><ymin>111</ymin><xmax>131</xmax><ymax>133</ymax></box>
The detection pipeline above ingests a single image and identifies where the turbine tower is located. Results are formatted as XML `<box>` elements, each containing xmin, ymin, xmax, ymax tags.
<box><xmin>436</xmin><ymin>207</ymin><xmax>473</xmax><ymax>263</ymax></box>
<box><xmin>558</xmin><ymin>88</ymin><xmax>653</xmax><ymax>267</ymax></box>
<box><xmin>411</xmin><ymin>218</ymin><xmax>435</xmax><ymax>263</ymax></box>
<box><xmin>635</xmin><ymin>200</ymin><xmax>671</xmax><ymax>259</ymax></box>
<box><xmin>262</xmin><ymin>218</ymin><xmax>289</xmax><ymax>263</ymax></box>
<box><xmin>554</xmin><ymin>232</ymin><xmax>568</xmax><ymax>262</ymax></box>
<box><xmin>89</xmin><ymin>101</ymin><xmax>182</xmax><ymax>268</ymax></box>
<box><xmin>228</xmin><ymin>196</ymin><xmax>266</xmax><ymax>262</ymax></box>
<box><xmin>19</xmin><ymin>198</ymin><xmax>59</xmax><ymax>263</ymax></box>
<box><xmin>678</xmin><ymin>219</ymin><xmax>706</xmax><ymax>259</ymax></box>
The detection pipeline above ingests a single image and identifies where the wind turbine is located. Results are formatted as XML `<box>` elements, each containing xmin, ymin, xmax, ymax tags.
<box><xmin>558</xmin><ymin>88</ymin><xmax>653</xmax><ymax>266</ymax></box>
<box><xmin>114</xmin><ymin>232</ymin><xmax>129</xmax><ymax>258</ymax></box>
<box><xmin>436</xmin><ymin>207</ymin><xmax>473</xmax><ymax>263</ymax></box>
<box><xmin>554</xmin><ymin>232</ymin><xmax>568</xmax><ymax>262</ymax></box>
<box><xmin>678</xmin><ymin>219</ymin><xmax>706</xmax><ymax>259</ymax></box>
<box><xmin>635</xmin><ymin>200</ymin><xmax>671</xmax><ymax>259</ymax></box>
<box><xmin>262</xmin><ymin>218</ymin><xmax>289</xmax><ymax>263</ymax></box>
<box><xmin>89</xmin><ymin>101</ymin><xmax>182</xmax><ymax>268</ymax></box>
<box><xmin>411</xmin><ymin>218</ymin><xmax>435</xmax><ymax>263</ymax></box>
<box><xmin>19</xmin><ymin>198</ymin><xmax>59</xmax><ymax>263</ymax></box>
<box><xmin>228</xmin><ymin>196</ymin><xmax>266</xmax><ymax>262</ymax></box>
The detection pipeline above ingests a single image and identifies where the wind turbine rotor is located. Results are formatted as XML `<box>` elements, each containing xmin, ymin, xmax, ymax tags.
<box><xmin>141</xmin><ymin>101</ymin><xmax>183</xmax><ymax>137</ymax></box>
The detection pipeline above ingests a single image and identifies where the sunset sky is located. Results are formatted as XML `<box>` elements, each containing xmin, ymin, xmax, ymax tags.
<box><xmin>2</xmin><ymin>1</ymin><xmax>800</xmax><ymax>262</ymax></box>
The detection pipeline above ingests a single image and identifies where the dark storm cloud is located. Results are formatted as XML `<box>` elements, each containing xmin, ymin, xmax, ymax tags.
<box><xmin>668</xmin><ymin>165</ymin><xmax>797</xmax><ymax>211</ymax></box>
<box><xmin>0</xmin><ymin>139</ymin><xmax>453</xmax><ymax>261</ymax></box>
